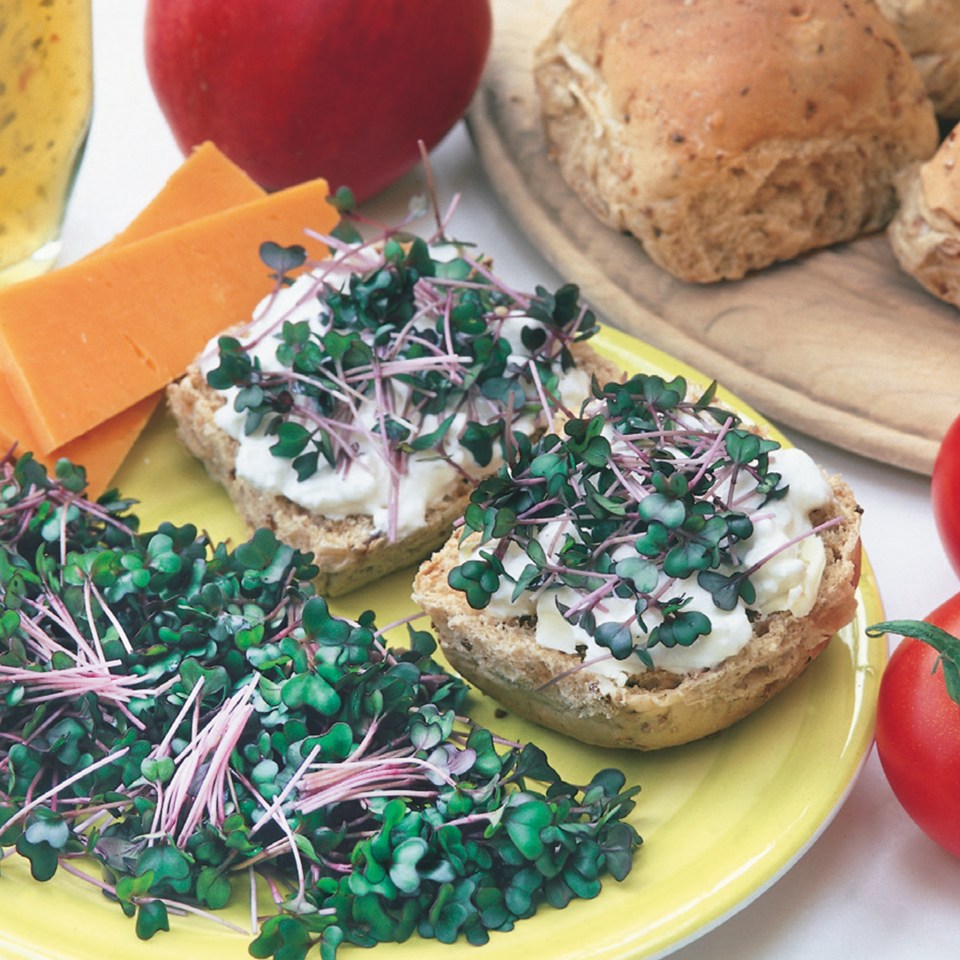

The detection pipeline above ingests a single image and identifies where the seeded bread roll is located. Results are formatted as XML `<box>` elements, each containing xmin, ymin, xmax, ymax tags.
<box><xmin>533</xmin><ymin>0</ymin><xmax>939</xmax><ymax>283</ymax></box>
<box><xmin>888</xmin><ymin>123</ymin><xmax>960</xmax><ymax>306</ymax></box>
<box><xmin>167</xmin><ymin>342</ymin><xmax>622</xmax><ymax>597</ymax></box>
<box><xmin>412</xmin><ymin>477</ymin><xmax>862</xmax><ymax>751</ymax></box>
<box><xmin>876</xmin><ymin>0</ymin><xmax>960</xmax><ymax>118</ymax></box>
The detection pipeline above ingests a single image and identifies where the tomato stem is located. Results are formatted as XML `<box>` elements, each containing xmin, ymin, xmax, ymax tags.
<box><xmin>868</xmin><ymin>619</ymin><xmax>960</xmax><ymax>704</ymax></box>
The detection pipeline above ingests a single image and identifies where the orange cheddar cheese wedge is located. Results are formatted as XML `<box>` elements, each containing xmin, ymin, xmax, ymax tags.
<box><xmin>0</xmin><ymin>174</ymin><xmax>337</xmax><ymax>455</ymax></box>
<box><xmin>0</xmin><ymin>397</ymin><xmax>162</xmax><ymax>498</ymax></box>
<box><xmin>0</xmin><ymin>142</ymin><xmax>269</xmax><ymax>493</ymax></box>
<box><xmin>106</xmin><ymin>141</ymin><xmax>264</xmax><ymax>248</ymax></box>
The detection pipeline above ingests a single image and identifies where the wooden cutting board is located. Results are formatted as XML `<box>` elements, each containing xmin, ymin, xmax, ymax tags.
<box><xmin>466</xmin><ymin>0</ymin><xmax>960</xmax><ymax>475</ymax></box>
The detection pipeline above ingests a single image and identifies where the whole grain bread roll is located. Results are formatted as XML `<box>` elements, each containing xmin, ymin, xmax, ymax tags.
<box><xmin>413</xmin><ymin>476</ymin><xmax>862</xmax><ymax>751</ymax></box>
<box><xmin>888</xmin><ymin>122</ymin><xmax>960</xmax><ymax>306</ymax></box>
<box><xmin>534</xmin><ymin>0</ymin><xmax>939</xmax><ymax>283</ymax></box>
<box><xmin>877</xmin><ymin>0</ymin><xmax>960</xmax><ymax>118</ymax></box>
<box><xmin>167</xmin><ymin>342</ymin><xmax>622</xmax><ymax>597</ymax></box>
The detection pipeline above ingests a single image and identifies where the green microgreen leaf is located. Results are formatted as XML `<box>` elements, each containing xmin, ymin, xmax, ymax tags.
<box><xmin>697</xmin><ymin>570</ymin><xmax>756</xmax><ymax>611</ymax></box>
<box><xmin>503</xmin><ymin>795</ymin><xmax>552</xmax><ymax>859</ymax></box>
<box><xmin>196</xmin><ymin>866</ymin><xmax>232</xmax><ymax>909</ymax></box>
<box><xmin>281</xmin><ymin>672</ymin><xmax>342</xmax><ymax>715</ymax></box>
<box><xmin>135</xmin><ymin>899</ymin><xmax>170</xmax><ymax>940</ymax></box>
<box><xmin>639</xmin><ymin>492</ymin><xmax>687</xmax><ymax>529</ymax></box>
<box><xmin>260</xmin><ymin>241</ymin><xmax>307</xmax><ymax>284</ymax></box>
<box><xmin>652</xmin><ymin>609</ymin><xmax>713</xmax><ymax>648</ymax></box>
<box><xmin>594</xmin><ymin>621</ymin><xmax>635</xmax><ymax>660</ymax></box>
<box><xmin>16</xmin><ymin>818</ymin><xmax>66</xmax><ymax>882</ymax></box>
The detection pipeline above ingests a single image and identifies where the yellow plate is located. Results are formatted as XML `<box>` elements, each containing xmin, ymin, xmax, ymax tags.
<box><xmin>0</xmin><ymin>326</ymin><xmax>885</xmax><ymax>960</ymax></box>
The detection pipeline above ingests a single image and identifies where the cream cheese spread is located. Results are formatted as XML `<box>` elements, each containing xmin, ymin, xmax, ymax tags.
<box><xmin>466</xmin><ymin>445</ymin><xmax>833</xmax><ymax>680</ymax></box>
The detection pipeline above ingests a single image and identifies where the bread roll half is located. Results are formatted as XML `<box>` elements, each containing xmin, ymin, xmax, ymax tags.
<box><xmin>888</xmin><ymin>123</ymin><xmax>960</xmax><ymax>306</ymax></box>
<box><xmin>534</xmin><ymin>0</ymin><xmax>939</xmax><ymax>283</ymax></box>
<box><xmin>414</xmin><ymin>478</ymin><xmax>861</xmax><ymax>751</ymax></box>
<box><xmin>167</xmin><ymin>341</ymin><xmax>621</xmax><ymax>597</ymax></box>
<box><xmin>877</xmin><ymin>0</ymin><xmax>960</xmax><ymax>119</ymax></box>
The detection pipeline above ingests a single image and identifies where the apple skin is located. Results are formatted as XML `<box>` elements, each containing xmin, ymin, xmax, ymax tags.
<box><xmin>144</xmin><ymin>0</ymin><xmax>492</xmax><ymax>200</ymax></box>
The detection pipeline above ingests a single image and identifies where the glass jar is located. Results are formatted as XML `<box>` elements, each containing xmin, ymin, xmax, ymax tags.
<box><xmin>0</xmin><ymin>0</ymin><xmax>93</xmax><ymax>284</ymax></box>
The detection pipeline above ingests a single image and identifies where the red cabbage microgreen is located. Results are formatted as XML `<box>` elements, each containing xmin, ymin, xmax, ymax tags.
<box><xmin>0</xmin><ymin>453</ymin><xmax>641</xmax><ymax>958</ymax></box>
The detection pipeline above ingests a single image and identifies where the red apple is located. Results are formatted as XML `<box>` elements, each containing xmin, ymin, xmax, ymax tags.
<box><xmin>144</xmin><ymin>0</ymin><xmax>492</xmax><ymax>201</ymax></box>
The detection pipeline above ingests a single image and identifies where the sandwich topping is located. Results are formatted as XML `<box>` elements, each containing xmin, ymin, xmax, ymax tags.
<box><xmin>200</xmin><ymin>235</ymin><xmax>597</xmax><ymax>541</ymax></box>
<box><xmin>449</xmin><ymin>374</ymin><xmax>839</xmax><ymax>681</ymax></box>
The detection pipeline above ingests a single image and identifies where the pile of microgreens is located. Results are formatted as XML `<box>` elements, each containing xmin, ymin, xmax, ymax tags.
<box><xmin>449</xmin><ymin>373</ymin><xmax>842</xmax><ymax>666</ymax></box>
<box><xmin>0</xmin><ymin>451</ymin><xmax>640</xmax><ymax>958</ymax></box>
<box><xmin>206</xmin><ymin>189</ymin><xmax>599</xmax><ymax>541</ymax></box>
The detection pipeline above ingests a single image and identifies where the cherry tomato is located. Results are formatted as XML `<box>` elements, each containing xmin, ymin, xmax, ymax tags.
<box><xmin>932</xmin><ymin>411</ymin><xmax>960</xmax><ymax>577</ymax></box>
<box><xmin>874</xmin><ymin>594</ymin><xmax>960</xmax><ymax>858</ymax></box>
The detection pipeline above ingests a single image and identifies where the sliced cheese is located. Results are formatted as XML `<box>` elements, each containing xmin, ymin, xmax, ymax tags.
<box><xmin>66</xmin><ymin>396</ymin><xmax>162</xmax><ymax>495</ymax></box>
<box><xmin>1</xmin><ymin>387</ymin><xmax>157</xmax><ymax>492</ymax></box>
<box><xmin>107</xmin><ymin>141</ymin><xmax>264</xmax><ymax>248</ymax></box>
<box><xmin>0</xmin><ymin>141</ymin><xmax>269</xmax><ymax>493</ymax></box>
<box><xmin>0</xmin><ymin>175</ymin><xmax>337</xmax><ymax>454</ymax></box>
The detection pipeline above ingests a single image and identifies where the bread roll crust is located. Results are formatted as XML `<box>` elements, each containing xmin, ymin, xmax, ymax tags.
<box><xmin>877</xmin><ymin>0</ymin><xmax>960</xmax><ymax>118</ymax></box>
<box><xmin>534</xmin><ymin>0</ymin><xmax>939</xmax><ymax>283</ymax></box>
<box><xmin>888</xmin><ymin>124</ymin><xmax>960</xmax><ymax>306</ymax></box>
<box><xmin>413</xmin><ymin>477</ymin><xmax>862</xmax><ymax>750</ymax></box>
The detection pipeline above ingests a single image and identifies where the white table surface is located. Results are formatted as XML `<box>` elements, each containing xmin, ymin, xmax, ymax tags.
<box><xmin>51</xmin><ymin>4</ymin><xmax>960</xmax><ymax>959</ymax></box>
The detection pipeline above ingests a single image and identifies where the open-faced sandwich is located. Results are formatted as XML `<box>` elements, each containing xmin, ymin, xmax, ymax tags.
<box><xmin>413</xmin><ymin>373</ymin><xmax>862</xmax><ymax>750</ymax></box>
<box><xmin>167</xmin><ymin>229</ymin><xmax>622</xmax><ymax>595</ymax></box>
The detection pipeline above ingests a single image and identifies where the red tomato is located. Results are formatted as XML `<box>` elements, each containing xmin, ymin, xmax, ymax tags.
<box><xmin>932</xmin><ymin>411</ymin><xmax>960</xmax><ymax>577</ymax></box>
<box><xmin>875</xmin><ymin>594</ymin><xmax>960</xmax><ymax>858</ymax></box>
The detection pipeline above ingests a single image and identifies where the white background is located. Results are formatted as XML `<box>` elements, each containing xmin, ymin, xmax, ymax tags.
<box><xmin>53</xmin><ymin>3</ymin><xmax>960</xmax><ymax>959</ymax></box>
